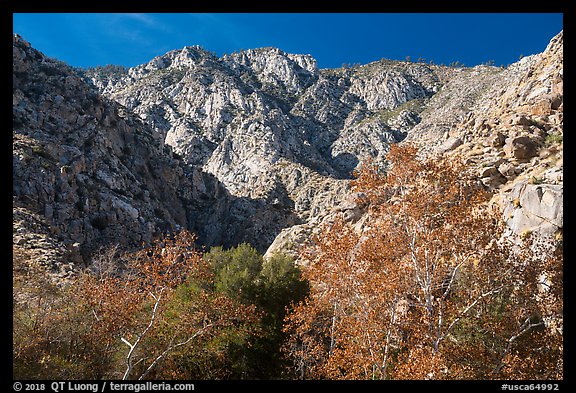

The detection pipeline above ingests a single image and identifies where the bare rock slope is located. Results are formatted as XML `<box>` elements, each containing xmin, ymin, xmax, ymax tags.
<box><xmin>13</xmin><ymin>30</ymin><xmax>563</xmax><ymax>272</ymax></box>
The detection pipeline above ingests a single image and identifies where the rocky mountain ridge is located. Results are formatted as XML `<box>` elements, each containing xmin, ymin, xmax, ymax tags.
<box><xmin>13</xmin><ymin>35</ymin><xmax>298</xmax><ymax>279</ymax></box>
<box><xmin>266</xmin><ymin>31</ymin><xmax>563</xmax><ymax>258</ymax></box>
<box><xmin>13</xmin><ymin>31</ymin><xmax>563</xmax><ymax>275</ymax></box>
<box><xmin>82</xmin><ymin>43</ymin><xmax>462</xmax><ymax>251</ymax></box>
<box><xmin>13</xmin><ymin>35</ymin><xmax>190</xmax><ymax>277</ymax></box>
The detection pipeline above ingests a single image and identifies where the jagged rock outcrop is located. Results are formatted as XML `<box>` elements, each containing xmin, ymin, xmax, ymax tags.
<box><xmin>13</xmin><ymin>34</ymin><xmax>194</xmax><ymax>265</ymax></box>
<box><xmin>12</xmin><ymin>35</ymin><xmax>320</xmax><ymax>270</ymax></box>
<box><xmin>432</xmin><ymin>31</ymin><xmax>563</xmax><ymax>241</ymax></box>
<box><xmin>14</xmin><ymin>29</ymin><xmax>562</xmax><ymax>270</ymax></box>
<box><xmin>84</xmin><ymin>44</ymin><xmax>460</xmax><ymax>257</ymax></box>
<box><xmin>85</xmin><ymin>47</ymin><xmax>456</xmax><ymax>188</ymax></box>
<box><xmin>264</xmin><ymin>191</ymin><xmax>370</xmax><ymax>260</ymax></box>
<box><xmin>263</xmin><ymin>31</ymin><xmax>563</xmax><ymax>257</ymax></box>
<box><xmin>502</xmin><ymin>182</ymin><xmax>563</xmax><ymax>239</ymax></box>
<box><xmin>13</xmin><ymin>203</ymin><xmax>81</xmax><ymax>283</ymax></box>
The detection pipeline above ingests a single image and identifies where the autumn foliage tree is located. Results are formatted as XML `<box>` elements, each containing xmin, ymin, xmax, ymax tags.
<box><xmin>282</xmin><ymin>144</ymin><xmax>562</xmax><ymax>380</ymax></box>
<box><xmin>13</xmin><ymin>144</ymin><xmax>562</xmax><ymax>380</ymax></box>
<box><xmin>14</xmin><ymin>230</ymin><xmax>311</xmax><ymax>379</ymax></box>
<box><xmin>13</xmin><ymin>231</ymin><xmax>261</xmax><ymax>380</ymax></box>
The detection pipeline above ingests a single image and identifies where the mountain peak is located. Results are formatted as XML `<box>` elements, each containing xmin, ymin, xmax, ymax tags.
<box><xmin>14</xmin><ymin>31</ymin><xmax>563</xmax><ymax>264</ymax></box>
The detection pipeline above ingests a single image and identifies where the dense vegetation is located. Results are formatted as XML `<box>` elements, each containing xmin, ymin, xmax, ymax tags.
<box><xmin>13</xmin><ymin>233</ymin><xmax>307</xmax><ymax>380</ymax></box>
<box><xmin>13</xmin><ymin>145</ymin><xmax>562</xmax><ymax>380</ymax></box>
<box><xmin>283</xmin><ymin>144</ymin><xmax>562</xmax><ymax>379</ymax></box>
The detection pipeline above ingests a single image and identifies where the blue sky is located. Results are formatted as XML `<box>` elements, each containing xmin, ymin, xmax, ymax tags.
<box><xmin>13</xmin><ymin>13</ymin><xmax>563</xmax><ymax>69</ymax></box>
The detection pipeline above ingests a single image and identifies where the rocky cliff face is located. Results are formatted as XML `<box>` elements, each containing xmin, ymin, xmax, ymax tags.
<box><xmin>88</xmin><ymin>48</ymin><xmax>449</xmax><ymax>183</ymax></box>
<box><xmin>13</xmin><ymin>35</ymin><xmax>192</xmax><ymax>271</ymax></box>
<box><xmin>13</xmin><ymin>30</ymin><xmax>563</xmax><ymax>273</ymax></box>
<box><xmin>433</xmin><ymin>31</ymin><xmax>563</xmax><ymax>242</ymax></box>
<box><xmin>265</xmin><ymin>31</ymin><xmax>563</xmax><ymax>258</ymax></box>
<box><xmin>12</xmin><ymin>36</ymin><xmax>327</xmax><ymax>272</ymax></box>
<box><xmin>83</xmin><ymin>44</ymin><xmax>460</xmax><ymax>255</ymax></box>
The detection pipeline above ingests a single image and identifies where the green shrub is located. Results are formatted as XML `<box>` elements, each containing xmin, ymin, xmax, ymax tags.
<box><xmin>544</xmin><ymin>132</ymin><xmax>563</xmax><ymax>146</ymax></box>
<box><xmin>204</xmin><ymin>244</ymin><xmax>309</xmax><ymax>378</ymax></box>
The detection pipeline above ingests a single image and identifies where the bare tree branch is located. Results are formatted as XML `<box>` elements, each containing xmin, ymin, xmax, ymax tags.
<box><xmin>437</xmin><ymin>284</ymin><xmax>505</xmax><ymax>346</ymax></box>
<box><xmin>121</xmin><ymin>288</ymin><xmax>165</xmax><ymax>380</ymax></box>
<box><xmin>138</xmin><ymin>323</ymin><xmax>214</xmax><ymax>380</ymax></box>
